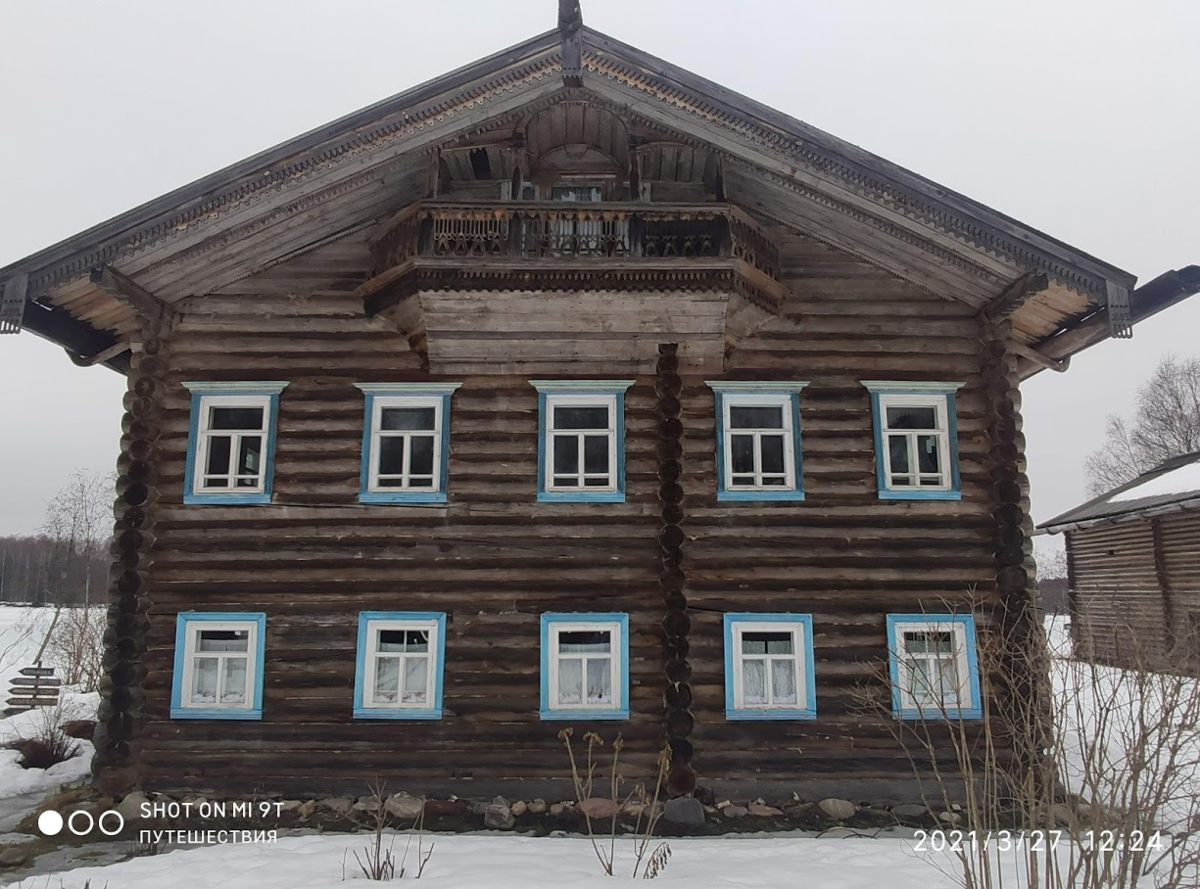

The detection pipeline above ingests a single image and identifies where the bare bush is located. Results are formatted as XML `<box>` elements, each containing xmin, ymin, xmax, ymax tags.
<box><xmin>45</xmin><ymin>606</ymin><xmax>105</xmax><ymax>690</ymax></box>
<box><xmin>859</xmin><ymin>603</ymin><xmax>1200</xmax><ymax>889</ymax></box>
<box><xmin>348</xmin><ymin>780</ymin><xmax>433</xmax><ymax>881</ymax></box>
<box><xmin>558</xmin><ymin>728</ymin><xmax>672</xmax><ymax>879</ymax></box>
<box><xmin>7</xmin><ymin>701</ymin><xmax>84</xmax><ymax>770</ymax></box>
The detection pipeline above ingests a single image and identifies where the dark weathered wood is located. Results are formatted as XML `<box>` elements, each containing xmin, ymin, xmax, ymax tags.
<box><xmin>1</xmin><ymin>273</ymin><xmax>28</xmax><ymax>334</ymax></box>
<box><xmin>90</xmin><ymin>265</ymin><xmax>171</xmax><ymax>325</ymax></box>
<box><xmin>981</xmin><ymin>271</ymin><xmax>1049</xmax><ymax>320</ymax></box>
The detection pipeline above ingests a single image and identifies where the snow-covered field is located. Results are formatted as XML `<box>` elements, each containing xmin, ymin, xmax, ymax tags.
<box><xmin>1</xmin><ymin>607</ymin><xmax>1197</xmax><ymax>888</ymax></box>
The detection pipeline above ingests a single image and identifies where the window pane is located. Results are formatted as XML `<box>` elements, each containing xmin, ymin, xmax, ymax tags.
<box><xmin>560</xmin><ymin>630</ymin><xmax>611</xmax><ymax>653</ymax></box>
<box><xmin>583</xmin><ymin>436</ymin><xmax>609</xmax><ymax>474</ymax></box>
<box><xmin>587</xmin><ymin>658</ymin><xmax>612</xmax><ymax>704</ymax></box>
<box><xmin>378</xmin><ymin>437</ymin><xmax>405</xmax><ymax>476</ymax></box>
<box><xmin>551</xmin><ymin>185</ymin><xmax>602</xmax><ymax>202</ymax></box>
<box><xmin>221</xmin><ymin>657</ymin><xmax>248</xmax><ymax>704</ymax></box>
<box><xmin>558</xmin><ymin>658</ymin><xmax>583</xmax><ymax>705</ymax></box>
<box><xmin>554</xmin><ymin>406</ymin><xmax>609</xmax><ymax>429</ymax></box>
<box><xmin>237</xmin><ymin>436</ymin><xmax>262</xmax><ymax>476</ymax></box>
<box><xmin>381</xmin><ymin>407</ymin><xmax>436</xmax><ymax>431</ymax></box>
<box><xmin>731</xmin><ymin>435</ymin><xmax>755</xmax><ymax>474</ymax></box>
<box><xmin>904</xmin><ymin>630</ymin><xmax>954</xmax><ymax>654</ymax></box>
<box><xmin>553</xmin><ymin>435</ymin><xmax>579</xmax><ymax>474</ymax></box>
<box><xmin>888</xmin><ymin>436</ymin><xmax>910</xmax><ymax>474</ymax></box>
<box><xmin>760</xmin><ymin>435</ymin><xmax>786</xmax><ymax>474</ymax></box>
<box><xmin>583</xmin><ymin>477</ymin><xmax>609</xmax><ymax>487</ymax></box>
<box><xmin>410</xmin><ymin>435</ymin><xmax>435</xmax><ymax>476</ymax></box>
<box><xmin>405</xmin><ymin>630</ymin><xmax>429</xmax><ymax>652</ymax></box>
<box><xmin>771</xmin><ymin>660</ymin><xmax>797</xmax><ymax>705</ymax></box>
<box><xmin>373</xmin><ymin>657</ymin><xmax>399</xmax><ymax>703</ymax></box>
<box><xmin>409</xmin><ymin>477</ymin><xmax>434</xmax><ymax>488</ymax></box>
<box><xmin>206</xmin><ymin>436</ymin><xmax>232</xmax><ymax>475</ymax></box>
<box><xmin>210</xmin><ymin>407</ymin><xmax>264</xmax><ymax>430</ymax></box>
<box><xmin>198</xmin><ymin>629</ymin><xmax>249</xmax><ymax>653</ymax></box>
<box><xmin>886</xmin><ymin>406</ymin><xmax>937</xmax><ymax>430</ymax></box>
<box><xmin>403</xmin><ymin>657</ymin><xmax>428</xmax><ymax>703</ymax></box>
<box><xmin>379</xmin><ymin>630</ymin><xmax>406</xmax><ymax>652</ymax></box>
<box><xmin>192</xmin><ymin>657</ymin><xmax>218</xmax><ymax>703</ymax></box>
<box><xmin>730</xmin><ymin>406</ymin><xmax>783</xmax><ymax>429</ymax></box>
<box><xmin>917</xmin><ymin>435</ymin><xmax>941</xmax><ymax>473</ymax></box>
<box><xmin>743</xmin><ymin>631</ymin><xmax>792</xmax><ymax>655</ymax></box>
<box><xmin>742</xmin><ymin>659</ymin><xmax>766</xmax><ymax>704</ymax></box>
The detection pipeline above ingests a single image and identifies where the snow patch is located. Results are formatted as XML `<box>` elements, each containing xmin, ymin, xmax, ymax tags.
<box><xmin>1109</xmin><ymin>460</ymin><xmax>1200</xmax><ymax>502</ymax></box>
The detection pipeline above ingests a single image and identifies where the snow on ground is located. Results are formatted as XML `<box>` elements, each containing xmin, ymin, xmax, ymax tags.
<box><xmin>0</xmin><ymin>832</ymin><xmax>1046</xmax><ymax>889</ymax></box>
<box><xmin>0</xmin><ymin>605</ymin><xmax>97</xmax><ymax>812</ymax></box>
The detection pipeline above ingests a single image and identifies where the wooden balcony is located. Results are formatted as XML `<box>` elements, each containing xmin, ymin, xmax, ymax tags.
<box><xmin>360</xmin><ymin>201</ymin><xmax>794</xmax><ymax>375</ymax></box>
<box><xmin>368</xmin><ymin>202</ymin><xmax>784</xmax><ymax>302</ymax></box>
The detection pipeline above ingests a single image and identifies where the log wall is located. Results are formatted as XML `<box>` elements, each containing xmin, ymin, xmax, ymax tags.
<box><xmin>128</xmin><ymin>234</ymin><xmax>1021</xmax><ymax>801</ymax></box>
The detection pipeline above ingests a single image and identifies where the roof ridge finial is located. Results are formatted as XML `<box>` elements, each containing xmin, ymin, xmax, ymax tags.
<box><xmin>558</xmin><ymin>0</ymin><xmax>583</xmax><ymax>87</ymax></box>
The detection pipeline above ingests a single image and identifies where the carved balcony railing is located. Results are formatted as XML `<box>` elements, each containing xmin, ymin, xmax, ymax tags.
<box><xmin>369</xmin><ymin>201</ymin><xmax>786</xmax><ymax>309</ymax></box>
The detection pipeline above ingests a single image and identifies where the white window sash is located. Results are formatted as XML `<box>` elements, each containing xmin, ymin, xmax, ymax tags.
<box><xmin>194</xmin><ymin>395</ymin><xmax>272</xmax><ymax>494</ymax></box>
<box><xmin>721</xmin><ymin>394</ymin><xmax>796</xmax><ymax>491</ymax></box>
<box><xmin>367</xmin><ymin>396</ymin><xmax>444</xmax><ymax>493</ymax></box>
<box><xmin>894</xmin><ymin>622</ymin><xmax>972</xmax><ymax>713</ymax></box>
<box><xmin>180</xmin><ymin>621</ymin><xmax>258</xmax><ymax>710</ymax></box>
<box><xmin>731</xmin><ymin>622</ymin><xmax>806</xmax><ymax>710</ymax></box>
<box><xmin>548</xmin><ymin>622</ymin><xmax>622</xmax><ymax>711</ymax></box>
<box><xmin>362</xmin><ymin>619</ymin><xmax>439</xmax><ymax>709</ymax></box>
<box><xmin>545</xmin><ymin>394</ymin><xmax>618</xmax><ymax>492</ymax></box>
<box><xmin>878</xmin><ymin>394</ymin><xmax>952</xmax><ymax>491</ymax></box>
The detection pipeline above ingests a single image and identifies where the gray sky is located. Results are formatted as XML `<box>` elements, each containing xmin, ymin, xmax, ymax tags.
<box><xmin>1</xmin><ymin>1</ymin><xmax>1197</xmax><ymax>558</ymax></box>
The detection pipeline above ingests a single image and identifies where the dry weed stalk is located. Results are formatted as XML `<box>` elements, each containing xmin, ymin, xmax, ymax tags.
<box><xmin>558</xmin><ymin>727</ymin><xmax>673</xmax><ymax>878</ymax></box>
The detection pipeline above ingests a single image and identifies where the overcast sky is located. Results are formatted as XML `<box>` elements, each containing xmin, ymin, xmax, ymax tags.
<box><xmin>1</xmin><ymin>1</ymin><xmax>1197</xmax><ymax>560</ymax></box>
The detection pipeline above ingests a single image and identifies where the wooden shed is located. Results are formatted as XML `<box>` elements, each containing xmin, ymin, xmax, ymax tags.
<box><xmin>1040</xmin><ymin>452</ymin><xmax>1200</xmax><ymax>673</ymax></box>
<box><xmin>1</xmin><ymin>4</ymin><xmax>1197</xmax><ymax>804</ymax></box>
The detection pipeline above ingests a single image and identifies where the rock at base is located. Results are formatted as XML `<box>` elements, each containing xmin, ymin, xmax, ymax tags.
<box><xmin>662</xmin><ymin>797</ymin><xmax>705</xmax><ymax>827</ymax></box>
<box><xmin>578</xmin><ymin>797</ymin><xmax>619</xmax><ymax>820</ymax></box>
<box><xmin>817</xmin><ymin>798</ymin><xmax>856</xmax><ymax>821</ymax></box>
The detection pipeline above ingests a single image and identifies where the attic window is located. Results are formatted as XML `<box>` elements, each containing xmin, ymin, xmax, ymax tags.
<box><xmin>469</xmin><ymin>148</ymin><xmax>492</xmax><ymax>179</ymax></box>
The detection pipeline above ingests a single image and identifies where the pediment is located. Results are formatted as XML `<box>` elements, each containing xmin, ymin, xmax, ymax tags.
<box><xmin>0</xmin><ymin>20</ymin><xmax>1144</xmax><ymax>378</ymax></box>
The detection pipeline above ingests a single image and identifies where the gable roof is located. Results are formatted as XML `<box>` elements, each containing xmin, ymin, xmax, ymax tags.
<box><xmin>0</xmin><ymin>14</ymin><xmax>1195</xmax><ymax>375</ymax></box>
<box><xmin>1039</xmin><ymin>451</ymin><xmax>1200</xmax><ymax>533</ymax></box>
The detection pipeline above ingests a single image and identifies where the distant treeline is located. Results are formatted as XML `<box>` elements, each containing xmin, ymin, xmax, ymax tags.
<box><xmin>0</xmin><ymin>535</ymin><xmax>110</xmax><ymax>606</ymax></box>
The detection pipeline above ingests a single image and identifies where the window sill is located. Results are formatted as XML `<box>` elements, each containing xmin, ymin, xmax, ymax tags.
<box><xmin>878</xmin><ymin>489</ymin><xmax>961</xmax><ymax>501</ymax></box>
<box><xmin>184</xmin><ymin>493</ymin><xmax>272</xmax><ymax>505</ymax></box>
<box><xmin>171</xmin><ymin>708</ymin><xmax>262</xmax><ymax>720</ymax></box>
<box><xmin>353</xmin><ymin>708</ymin><xmax>443</xmax><ymax>720</ymax></box>
<box><xmin>894</xmin><ymin>707</ymin><xmax>982</xmax><ymax>721</ymax></box>
<box><xmin>725</xmin><ymin>708</ymin><xmax>816</xmax><ymax>721</ymax></box>
<box><xmin>718</xmin><ymin>490</ymin><xmax>805</xmax><ymax>502</ymax></box>
<box><xmin>539</xmin><ymin>708</ymin><xmax>629</xmax><ymax>721</ymax></box>
<box><xmin>537</xmin><ymin>491</ymin><xmax>625</xmax><ymax>503</ymax></box>
<box><xmin>359</xmin><ymin>492</ymin><xmax>448</xmax><ymax>504</ymax></box>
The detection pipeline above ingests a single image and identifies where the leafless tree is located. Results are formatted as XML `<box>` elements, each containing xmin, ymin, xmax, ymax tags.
<box><xmin>40</xmin><ymin>469</ymin><xmax>113</xmax><ymax>607</ymax></box>
<box><xmin>1086</xmin><ymin>356</ymin><xmax>1200</xmax><ymax>496</ymax></box>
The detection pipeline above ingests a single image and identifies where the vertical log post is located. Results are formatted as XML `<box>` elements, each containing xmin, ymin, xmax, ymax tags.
<box><xmin>655</xmin><ymin>343</ymin><xmax>695</xmax><ymax>796</ymax></box>
<box><xmin>981</xmin><ymin>318</ymin><xmax>1053</xmax><ymax>793</ymax></box>
<box><xmin>92</xmin><ymin>334</ymin><xmax>168</xmax><ymax>795</ymax></box>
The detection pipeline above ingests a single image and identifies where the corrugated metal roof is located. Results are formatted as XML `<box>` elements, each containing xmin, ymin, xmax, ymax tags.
<box><xmin>1039</xmin><ymin>451</ymin><xmax>1200</xmax><ymax>532</ymax></box>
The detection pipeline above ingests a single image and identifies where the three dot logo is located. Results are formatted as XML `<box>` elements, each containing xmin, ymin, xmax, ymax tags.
<box><xmin>38</xmin><ymin>807</ymin><xmax>124</xmax><ymax>837</ymax></box>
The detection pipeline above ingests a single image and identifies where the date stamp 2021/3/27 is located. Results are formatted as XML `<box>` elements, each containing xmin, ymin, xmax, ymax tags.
<box><xmin>914</xmin><ymin>830</ymin><xmax>1165</xmax><ymax>854</ymax></box>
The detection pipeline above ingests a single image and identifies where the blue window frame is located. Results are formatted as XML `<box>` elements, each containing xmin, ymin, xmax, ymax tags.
<box><xmin>862</xmin><ymin>381</ymin><xmax>963</xmax><ymax>501</ymax></box>
<box><xmin>540</xmin><ymin>612</ymin><xmax>629</xmax><ymax>720</ymax></box>
<box><xmin>354</xmin><ymin>611</ymin><xmax>447</xmax><ymax>720</ymax></box>
<box><xmin>886</xmin><ymin>613</ymin><xmax>982</xmax><ymax>720</ymax></box>
<box><xmin>171</xmin><ymin>612</ymin><xmax>266</xmax><ymax>720</ymax></box>
<box><xmin>183</xmin><ymin>381</ymin><xmax>288</xmax><ymax>505</ymax></box>
<box><xmin>706</xmin><ymin>382</ymin><xmax>808</xmax><ymax>501</ymax></box>
<box><xmin>530</xmin><ymin>380</ymin><xmax>634</xmax><ymax>503</ymax></box>
<box><xmin>723</xmin><ymin>613</ymin><xmax>816</xmax><ymax>720</ymax></box>
<box><xmin>355</xmin><ymin>383</ymin><xmax>461</xmax><ymax>504</ymax></box>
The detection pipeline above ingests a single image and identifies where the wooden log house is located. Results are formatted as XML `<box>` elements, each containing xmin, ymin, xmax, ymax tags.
<box><xmin>1040</xmin><ymin>451</ymin><xmax>1200</xmax><ymax>674</ymax></box>
<box><xmin>2</xmin><ymin>4</ymin><xmax>1198</xmax><ymax>803</ymax></box>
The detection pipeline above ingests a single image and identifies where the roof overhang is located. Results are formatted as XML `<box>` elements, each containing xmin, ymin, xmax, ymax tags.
<box><xmin>0</xmin><ymin>21</ymin><xmax>1192</xmax><ymax>377</ymax></box>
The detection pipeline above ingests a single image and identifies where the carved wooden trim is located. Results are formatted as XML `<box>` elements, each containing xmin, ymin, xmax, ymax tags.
<box><xmin>656</xmin><ymin>344</ymin><xmax>695</xmax><ymax>796</ymax></box>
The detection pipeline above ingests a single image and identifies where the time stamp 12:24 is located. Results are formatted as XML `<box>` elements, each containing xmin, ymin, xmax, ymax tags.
<box><xmin>913</xmin><ymin>830</ymin><xmax>1166</xmax><ymax>854</ymax></box>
